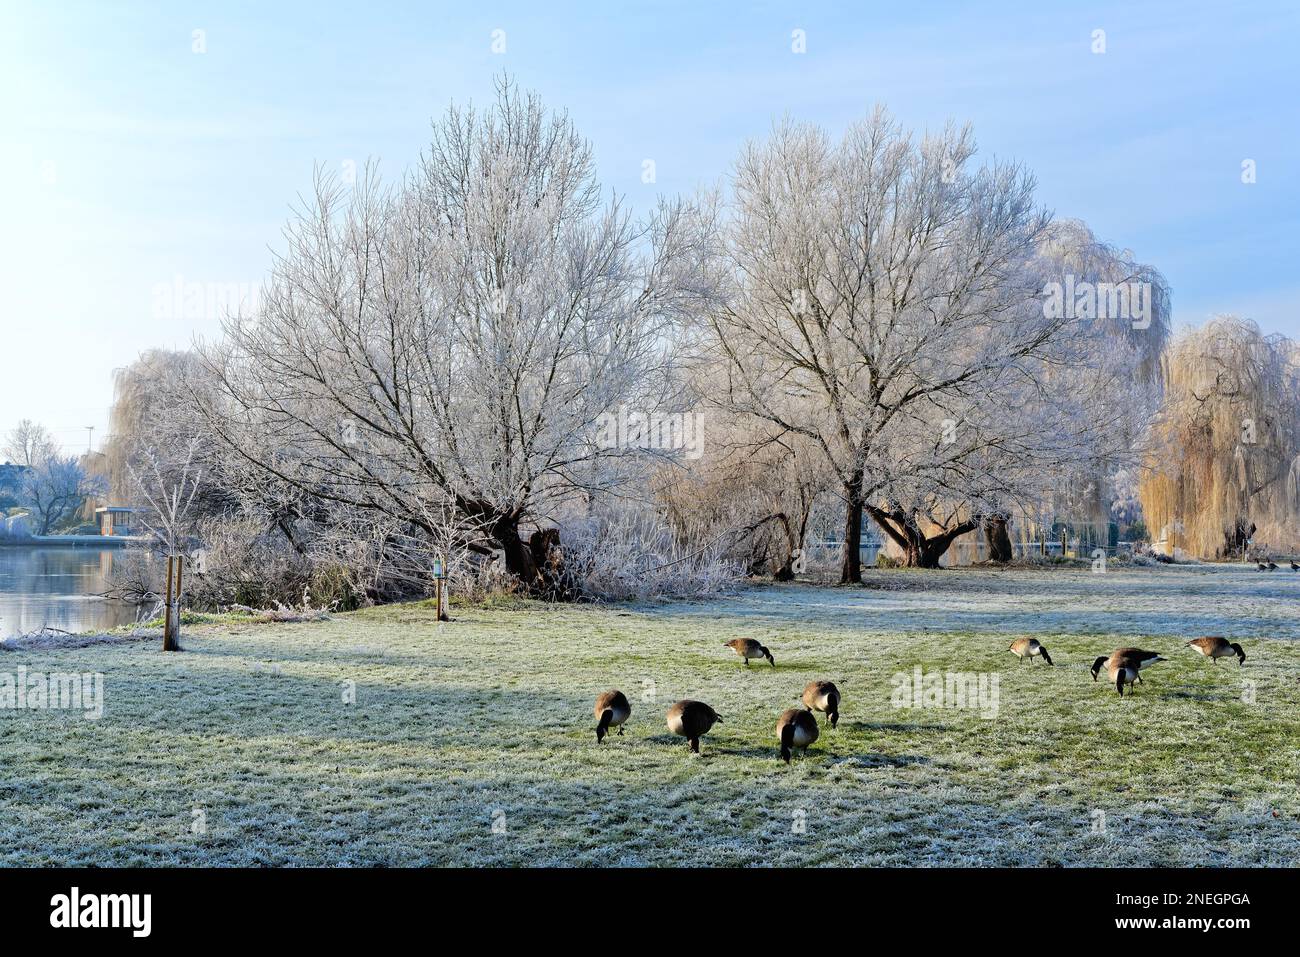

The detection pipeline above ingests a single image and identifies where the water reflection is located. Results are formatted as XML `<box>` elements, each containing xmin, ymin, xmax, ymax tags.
<box><xmin>0</xmin><ymin>546</ymin><xmax>140</xmax><ymax>638</ymax></box>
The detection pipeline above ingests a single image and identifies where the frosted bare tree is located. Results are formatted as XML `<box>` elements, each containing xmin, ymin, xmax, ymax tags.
<box><xmin>195</xmin><ymin>78</ymin><xmax>713</xmax><ymax>593</ymax></box>
<box><xmin>3</xmin><ymin>419</ymin><xmax>58</xmax><ymax>467</ymax></box>
<box><xmin>18</xmin><ymin>455</ymin><xmax>104</xmax><ymax>535</ymax></box>
<box><xmin>130</xmin><ymin>438</ymin><xmax>204</xmax><ymax>650</ymax></box>
<box><xmin>703</xmin><ymin>108</ymin><xmax>1087</xmax><ymax>579</ymax></box>
<box><xmin>861</xmin><ymin>329</ymin><xmax>1160</xmax><ymax>566</ymax></box>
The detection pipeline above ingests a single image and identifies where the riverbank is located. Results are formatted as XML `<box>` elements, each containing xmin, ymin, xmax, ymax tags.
<box><xmin>2</xmin><ymin>565</ymin><xmax>1298</xmax><ymax>865</ymax></box>
<box><xmin>0</xmin><ymin>535</ymin><xmax>140</xmax><ymax>547</ymax></box>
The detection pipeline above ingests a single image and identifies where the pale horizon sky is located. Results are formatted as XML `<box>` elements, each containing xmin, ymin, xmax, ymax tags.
<box><xmin>2</xmin><ymin>0</ymin><xmax>1297</xmax><ymax>456</ymax></box>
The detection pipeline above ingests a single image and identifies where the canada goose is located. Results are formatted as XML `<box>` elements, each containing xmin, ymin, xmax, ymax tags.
<box><xmin>1267</xmin><ymin>560</ymin><xmax>1279</xmax><ymax>570</ymax></box>
<box><xmin>1187</xmin><ymin>636</ymin><xmax>1246</xmax><ymax>666</ymax></box>
<box><xmin>1102</xmin><ymin>654</ymin><xmax>1143</xmax><ymax>696</ymax></box>
<box><xmin>801</xmin><ymin>680</ymin><xmax>841</xmax><ymax>728</ymax></box>
<box><xmin>776</xmin><ymin>708</ymin><xmax>819</xmax><ymax>763</ymax></box>
<box><xmin>1091</xmin><ymin>648</ymin><xmax>1166</xmax><ymax>683</ymax></box>
<box><xmin>1258</xmin><ymin>562</ymin><xmax>1268</xmax><ymax>571</ymax></box>
<box><xmin>593</xmin><ymin>689</ymin><xmax>631</xmax><ymax>743</ymax></box>
<box><xmin>1008</xmin><ymin>637</ymin><xmax>1053</xmax><ymax>665</ymax></box>
<box><xmin>1290</xmin><ymin>560</ymin><xmax>1298</xmax><ymax>571</ymax></box>
<box><xmin>724</xmin><ymin>637</ymin><xmax>775</xmax><ymax>668</ymax></box>
<box><xmin>665</xmin><ymin>700</ymin><xmax>723</xmax><ymax>753</ymax></box>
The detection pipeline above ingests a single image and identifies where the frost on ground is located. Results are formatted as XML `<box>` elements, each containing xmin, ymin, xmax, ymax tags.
<box><xmin>1</xmin><ymin>563</ymin><xmax>1297</xmax><ymax>866</ymax></box>
<box><xmin>0</xmin><ymin>628</ymin><xmax>159</xmax><ymax>651</ymax></box>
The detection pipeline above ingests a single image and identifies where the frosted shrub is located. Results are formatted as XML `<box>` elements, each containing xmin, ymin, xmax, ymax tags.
<box><xmin>563</xmin><ymin>507</ymin><xmax>743</xmax><ymax>601</ymax></box>
<box><xmin>190</xmin><ymin>516</ymin><xmax>312</xmax><ymax>608</ymax></box>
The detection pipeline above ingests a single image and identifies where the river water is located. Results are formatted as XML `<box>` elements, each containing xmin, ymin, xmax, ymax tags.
<box><xmin>0</xmin><ymin>546</ymin><xmax>140</xmax><ymax>638</ymax></box>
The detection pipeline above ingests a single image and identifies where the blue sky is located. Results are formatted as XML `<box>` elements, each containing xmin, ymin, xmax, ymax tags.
<box><xmin>2</xmin><ymin>0</ymin><xmax>1297</xmax><ymax>455</ymax></box>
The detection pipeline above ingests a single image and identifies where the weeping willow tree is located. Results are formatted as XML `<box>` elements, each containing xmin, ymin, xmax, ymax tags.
<box><xmin>102</xmin><ymin>350</ymin><xmax>203</xmax><ymax>500</ymax></box>
<box><xmin>1139</xmin><ymin>315</ymin><xmax>1300</xmax><ymax>558</ymax></box>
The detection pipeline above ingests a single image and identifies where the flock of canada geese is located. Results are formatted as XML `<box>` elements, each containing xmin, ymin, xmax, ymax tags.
<box><xmin>1257</xmin><ymin>558</ymin><xmax>1300</xmax><ymax>571</ymax></box>
<box><xmin>1008</xmin><ymin>635</ymin><xmax>1247</xmax><ymax>694</ymax></box>
<box><xmin>591</xmin><ymin>634</ymin><xmax>1250</xmax><ymax>762</ymax></box>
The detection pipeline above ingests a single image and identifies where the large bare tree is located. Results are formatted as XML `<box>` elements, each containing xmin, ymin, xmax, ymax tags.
<box><xmin>867</xmin><ymin>219</ymin><xmax>1172</xmax><ymax>566</ymax></box>
<box><xmin>195</xmin><ymin>79</ymin><xmax>712</xmax><ymax>592</ymax></box>
<box><xmin>702</xmin><ymin>108</ymin><xmax>1093</xmax><ymax>580</ymax></box>
<box><xmin>3</xmin><ymin>419</ymin><xmax>58</xmax><ymax>468</ymax></box>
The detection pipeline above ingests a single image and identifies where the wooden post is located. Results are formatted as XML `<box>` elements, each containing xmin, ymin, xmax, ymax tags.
<box><xmin>163</xmin><ymin>556</ymin><xmax>174</xmax><ymax>650</ymax></box>
<box><xmin>163</xmin><ymin>555</ymin><xmax>183</xmax><ymax>652</ymax></box>
<box><xmin>432</xmin><ymin>556</ymin><xmax>449</xmax><ymax>622</ymax></box>
<box><xmin>175</xmin><ymin>555</ymin><xmax>184</xmax><ymax>629</ymax></box>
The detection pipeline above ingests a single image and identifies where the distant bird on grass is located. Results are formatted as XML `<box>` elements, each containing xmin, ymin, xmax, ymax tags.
<box><xmin>1187</xmin><ymin>636</ymin><xmax>1246</xmax><ymax>666</ymax></box>
<box><xmin>801</xmin><ymin>680</ymin><xmax>841</xmax><ymax>727</ymax></box>
<box><xmin>593</xmin><ymin>689</ymin><xmax>630</xmax><ymax>743</ymax></box>
<box><xmin>1009</xmin><ymin>637</ymin><xmax>1052</xmax><ymax>665</ymax></box>
<box><xmin>1091</xmin><ymin>648</ymin><xmax>1165</xmax><ymax>684</ymax></box>
<box><xmin>666</xmin><ymin>700</ymin><xmax>722</xmax><ymax>754</ymax></box>
<box><xmin>725</xmin><ymin>637</ymin><xmax>775</xmax><ymax>667</ymax></box>
<box><xmin>776</xmin><ymin>708</ymin><xmax>819</xmax><ymax>763</ymax></box>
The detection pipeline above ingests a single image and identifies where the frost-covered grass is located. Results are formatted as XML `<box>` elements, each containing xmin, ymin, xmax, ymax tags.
<box><xmin>2</xmin><ymin>562</ymin><xmax>1298</xmax><ymax>866</ymax></box>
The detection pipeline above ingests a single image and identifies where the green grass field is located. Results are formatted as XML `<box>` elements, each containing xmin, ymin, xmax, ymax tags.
<box><xmin>3</xmin><ymin>564</ymin><xmax>1298</xmax><ymax>866</ymax></box>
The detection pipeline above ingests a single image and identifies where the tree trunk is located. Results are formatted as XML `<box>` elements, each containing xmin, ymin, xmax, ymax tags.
<box><xmin>529</xmin><ymin>527</ymin><xmax>579</xmax><ymax>600</ymax></box>
<box><xmin>909</xmin><ymin>521</ymin><xmax>979</xmax><ymax>567</ymax></box>
<box><xmin>906</xmin><ymin>537</ymin><xmax>948</xmax><ymax>568</ymax></box>
<box><xmin>901</xmin><ymin>533</ymin><xmax>946</xmax><ymax>569</ymax></box>
<box><xmin>840</xmin><ymin>479</ymin><xmax>864</xmax><ymax>584</ymax></box>
<box><xmin>984</xmin><ymin>514</ymin><xmax>1013</xmax><ymax>563</ymax></box>
<box><xmin>477</xmin><ymin>506</ymin><xmax>581</xmax><ymax>599</ymax></box>
<box><xmin>866</xmin><ymin>503</ymin><xmax>980</xmax><ymax>569</ymax></box>
<box><xmin>1219</xmin><ymin>520</ymin><xmax>1255</xmax><ymax>560</ymax></box>
<box><xmin>492</xmin><ymin>515</ymin><xmax>542</xmax><ymax>590</ymax></box>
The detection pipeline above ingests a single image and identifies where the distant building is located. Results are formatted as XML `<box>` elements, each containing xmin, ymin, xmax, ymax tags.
<box><xmin>95</xmin><ymin>506</ymin><xmax>142</xmax><ymax>536</ymax></box>
<box><xmin>2</xmin><ymin>513</ymin><xmax>32</xmax><ymax>539</ymax></box>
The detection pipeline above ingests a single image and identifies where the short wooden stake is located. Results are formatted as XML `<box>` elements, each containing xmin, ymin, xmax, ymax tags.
<box><xmin>435</xmin><ymin>576</ymin><xmax>449</xmax><ymax>622</ymax></box>
<box><xmin>163</xmin><ymin>555</ymin><xmax>184</xmax><ymax>651</ymax></box>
